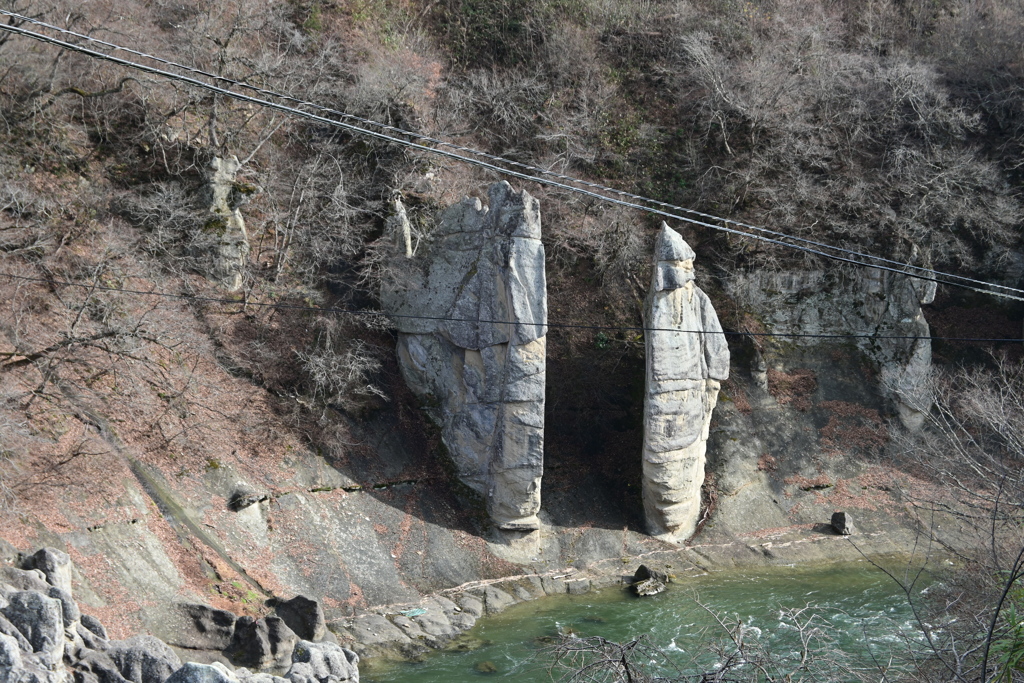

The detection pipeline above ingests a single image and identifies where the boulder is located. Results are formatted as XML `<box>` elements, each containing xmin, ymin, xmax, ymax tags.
<box><xmin>0</xmin><ymin>540</ymin><xmax>18</xmax><ymax>566</ymax></box>
<box><xmin>270</xmin><ymin>597</ymin><xmax>325</xmax><ymax>643</ymax></box>
<box><xmin>107</xmin><ymin>635</ymin><xmax>182</xmax><ymax>683</ymax></box>
<box><xmin>387</xmin><ymin>615</ymin><xmax>426</xmax><ymax>642</ymax></box>
<box><xmin>234</xmin><ymin>671</ymin><xmax>289</xmax><ymax>683</ymax></box>
<box><xmin>45</xmin><ymin>587</ymin><xmax>79</xmax><ymax>626</ymax></box>
<box><xmin>447</xmin><ymin>611</ymin><xmax>476</xmax><ymax>632</ymax></box>
<box><xmin>22</xmin><ymin>550</ymin><xmax>73</xmax><ymax>596</ymax></box>
<box><xmin>287</xmin><ymin>641</ymin><xmax>358</xmax><ymax>683</ymax></box>
<box><xmin>0</xmin><ymin>568</ymin><xmax>51</xmax><ymax>594</ymax></box>
<box><xmin>0</xmin><ymin>591</ymin><xmax>64</xmax><ymax>666</ymax></box>
<box><xmin>76</xmin><ymin>622</ymin><xmax>108</xmax><ymax>653</ymax></box>
<box><xmin>80</xmin><ymin>616</ymin><xmax>108</xmax><ymax>641</ymax></box>
<box><xmin>0</xmin><ymin>613</ymin><xmax>33</xmax><ymax>652</ymax></box>
<box><xmin>642</xmin><ymin>224</ymin><xmax>729</xmax><ymax>543</ymax></box>
<box><xmin>410</xmin><ymin>608</ymin><xmax>454</xmax><ymax>643</ymax></box>
<box><xmin>164</xmin><ymin>663</ymin><xmax>236</xmax><ymax>683</ymax></box>
<box><xmin>344</xmin><ymin>615</ymin><xmax>407</xmax><ymax>650</ymax></box>
<box><xmin>225</xmin><ymin>617</ymin><xmax>297</xmax><ymax>671</ymax></box>
<box><xmin>0</xmin><ymin>632</ymin><xmax>22</xmax><ymax>669</ymax></box>
<box><xmin>831</xmin><ymin>511</ymin><xmax>856</xmax><ymax>536</ymax></box>
<box><xmin>382</xmin><ymin>182</ymin><xmax>547</xmax><ymax>530</ymax></box>
<box><xmin>480</xmin><ymin>587</ymin><xmax>515</xmax><ymax>615</ymax></box>
<box><xmin>630</xmin><ymin>565</ymin><xmax>668</xmax><ymax>597</ymax></box>
<box><xmin>171</xmin><ymin>604</ymin><xmax>236</xmax><ymax>650</ymax></box>
<box><xmin>455</xmin><ymin>596</ymin><xmax>483</xmax><ymax>619</ymax></box>
<box><xmin>2</xmin><ymin>651</ymin><xmax>63</xmax><ymax>683</ymax></box>
<box><xmin>228</xmin><ymin>489</ymin><xmax>267</xmax><ymax>513</ymax></box>
<box><xmin>69</xmin><ymin>649</ymin><xmax>131</xmax><ymax>683</ymax></box>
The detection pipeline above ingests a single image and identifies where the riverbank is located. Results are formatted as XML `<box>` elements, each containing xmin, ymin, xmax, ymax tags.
<box><xmin>361</xmin><ymin>561</ymin><xmax>926</xmax><ymax>683</ymax></box>
<box><xmin>330</xmin><ymin>504</ymin><xmax>942</xmax><ymax>663</ymax></box>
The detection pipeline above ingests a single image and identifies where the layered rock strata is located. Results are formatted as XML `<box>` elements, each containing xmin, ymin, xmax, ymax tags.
<box><xmin>725</xmin><ymin>262</ymin><xmax>935</xmax><ymax>430</ymax></box>
<box><xmin>642</xmin><ymin>224</ymin><xmax>730</xmax><ymax>542</ymax></box>
<box><xmin>382</xmin><ymin>182</ymin><xmax>547</xmax><ymax>530</ymax></box>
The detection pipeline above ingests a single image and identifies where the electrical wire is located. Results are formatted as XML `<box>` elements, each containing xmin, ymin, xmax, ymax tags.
<box><xmin>2</xmin><ymin>14</ymin><xmax>1023</xmax><ymax>303</ymax></box>
<box><xmin>1</xmin><ymin>270</ymin><xmax>1020</xmax><ymax>343</ymax></box>
<box><xmin>5</xmin><ymin>9</ymin><xmax>1019</xmax><ymax>298</ymax></box>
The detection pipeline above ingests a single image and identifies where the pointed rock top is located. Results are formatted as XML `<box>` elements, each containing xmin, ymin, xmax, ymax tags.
<box><xmin>656</xmin><ymin>223</ymin><xmax>695</xmax><ymax>262</ymax></box>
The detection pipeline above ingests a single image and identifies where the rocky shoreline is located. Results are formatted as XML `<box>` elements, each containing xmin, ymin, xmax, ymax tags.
<box><xmin>330</xmin><ymin>511</ymin><xmax>928</xmax><ymax>663</ymax></box>
<box><xmin>1</xmin><ymin>511</ymin><xmax>933</xmax><ymax>683</ymax></box>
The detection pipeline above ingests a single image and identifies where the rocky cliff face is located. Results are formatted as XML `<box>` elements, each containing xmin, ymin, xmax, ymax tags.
<box><xmin>725</xmin><ymin>265</ymin><xmax>935</xmax><ymax>429</ymax></box>
<box><xmin>642</xmin><ymin>225</ymin><xmax>730</xmax><ymax>542</ymax></box>
<box><xmin>382</xmin><ymin>182</ymin><xmax>547</xmax><ymax>531</ymax></box>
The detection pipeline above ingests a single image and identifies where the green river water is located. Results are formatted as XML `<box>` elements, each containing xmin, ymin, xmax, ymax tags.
<box><xmin>363</xmin><ymin>562</ymin><xmax>926</xmax><ymax>682</ymax></box>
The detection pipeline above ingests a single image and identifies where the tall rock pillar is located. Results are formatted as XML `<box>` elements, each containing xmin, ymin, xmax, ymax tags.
<box><xmin>382</xmin><ymin>182</ymin><xmax>547</xmax><ymax>530</ymax></box>
<box><xmin>202</xmin><ymin>156</ymin><xmax>250</xmax><ymax>291</ymax></box>
<box><xmin>642</xmin><ymin>224</ymin><xmax>729</xmax><ymax>542</ymax></box>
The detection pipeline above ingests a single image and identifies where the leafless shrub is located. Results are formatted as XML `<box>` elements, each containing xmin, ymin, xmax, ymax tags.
<box><xmin>442</xmin><ymin>69</ymin><xmax>548</xmax><ymax>156</ymax></box>
<box><xmin>544</xmin><ymin>601</ymin><xmax>861</xmax><ymax>682</ymax></box>
<box><xmin>258</xmin><ymin>151</ymin><xmax>371</xmax><ymax>288</ymax></box>
<box><xmin>114</xmin><ymin>182</ymin><xmax>199</xmax><ymax>260</ymax></box>
<box><xmin>667</xmin><ymin>4</ymin><xmax>1022</xmax><ymax>270</ymax></box>
<box><xmin>295</xmin><ymin>316</ymin><xmax>385</xmax><ymax>415</ymax></box>
<box><xmin>548</xmin><ymin>204</ymin><xmax>646</xmax><ymax>284</ymax></box>
<box><xmin>888</xmin><ymin>359</ymin><xmax>1024</xmax><ymax>681</ymax></box>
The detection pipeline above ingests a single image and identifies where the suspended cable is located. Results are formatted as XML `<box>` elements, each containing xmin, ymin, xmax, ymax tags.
<box><xmin>5</xmin><ymin>9</ymin><xmax>1018</xmax><ymax>297</ymax></box>
<box><xmin>1</xmin><ymin>271</ymin><xmax>1019</xmax><ymax>343</ymax></box>
<box><xmin>2</xmin><ymin>15</ymin><xmax>1023</xmax><ymax>303</ymax></box>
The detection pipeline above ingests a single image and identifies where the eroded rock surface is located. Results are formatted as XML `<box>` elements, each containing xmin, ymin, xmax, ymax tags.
<box><xmin>642</xmin><ymin>224</ymin><xmax>730</xmax><ymax>542</ymax></box>
<box><xmin>725</xmin><ymin>261</ymin><xmax>935</xmax><ymax>430</ymax></box>
<box><xmin>200</xmin><ymin>156</ymin><xmax>251</xmax><ymax>292</ymax></box>
<box><xmin>382</xmin><ymin>182</ymin><xmax>547</xmax><ymax>530</ymax></box>
<box><xmin>0</xmin><ymin>549</ymin><xmax>358</xmax><ymax>683</ymax></box>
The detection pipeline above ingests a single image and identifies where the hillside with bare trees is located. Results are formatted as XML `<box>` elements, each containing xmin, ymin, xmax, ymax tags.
<box><xmin>2</xmin><ymin>0</ymin><xmax>1023</xmax><ymax>679</ymax></box>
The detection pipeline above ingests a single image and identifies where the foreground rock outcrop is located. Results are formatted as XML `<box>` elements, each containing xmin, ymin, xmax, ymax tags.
<box><xmin>0</xmin><ymin>549</ymin><xmax>358</xmax><ymax>683</ymax></box>
<box><xmin>642</xmin><ymin>224</ymin><xmax>730</xmax><ymax>542</ymax></box>
<box><xmin>382</xmin><ymin>182</ymin><xmax>547</xmax><ymax>530</ymax></box>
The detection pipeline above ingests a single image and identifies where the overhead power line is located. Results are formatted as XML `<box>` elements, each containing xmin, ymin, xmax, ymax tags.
<box><xmin>1</xmin><ymin>271</ymin><xmax>1020</xmax><ymax>343</ymax></box>
<box><xmin>2</xmin><ymin>14</ymin><xmax>1023</xmax><ymax>304</ymax></box>
<box><xmin>5</xmin><ymin>11</ymin><xmax>1014</xmax><ymax>299</ymax></box>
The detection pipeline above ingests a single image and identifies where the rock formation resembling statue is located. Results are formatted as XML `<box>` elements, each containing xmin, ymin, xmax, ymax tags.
<box><xmin>382</xmin><ymin>182</ymin><xmax>546</xmax><ymax>531</ymax></box>
<box><xmin>202</xmin><ymin>156</ymin><xmax>251</xmax><ymax>291</ymax></box>
<box><xmin>643</xmin><ymin>223</ymin><xmax>729</xmax><ymax>542</ymax></box>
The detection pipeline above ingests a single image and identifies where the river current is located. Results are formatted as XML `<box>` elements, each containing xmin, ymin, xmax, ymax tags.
<box><xmin>364</xmin><ymin>561</ymin><xmax>927</xmax><ymax>682</ymax></box>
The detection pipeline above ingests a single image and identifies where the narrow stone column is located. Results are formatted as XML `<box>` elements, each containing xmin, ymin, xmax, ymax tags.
<box><xmin>382</xmin><ymin>182</ymin><xmax>547</xmax><ymax>530</ymax></box>
<box><xmin>203</xmin><ymin>156</ymin><xmax>250</xmax><ymax>291</ymax></box>
<box><xmin>642</xmin><ymin>223</ymin><xmax>729</xmax><ymax>542</ymax></box>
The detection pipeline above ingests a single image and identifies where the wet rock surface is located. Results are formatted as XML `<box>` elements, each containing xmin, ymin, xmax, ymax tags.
<box><xmin>629</xmin><ymin>565</ymin><xmax>668</xmax><ymax>597</ymax></box>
